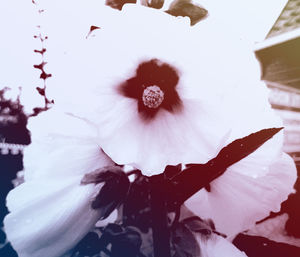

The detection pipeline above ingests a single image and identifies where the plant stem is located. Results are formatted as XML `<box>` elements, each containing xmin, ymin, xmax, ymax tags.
<box><xmin>149</xmin><ymin>174</ymin><xmax>171</xmax><ymax>257</ymax></box>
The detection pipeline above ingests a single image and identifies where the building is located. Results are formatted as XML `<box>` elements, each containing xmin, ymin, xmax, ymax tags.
<box><xmin>255</xmin><ymin>0</ymin><xmax>300</xmax><ymax>167</ymax></box>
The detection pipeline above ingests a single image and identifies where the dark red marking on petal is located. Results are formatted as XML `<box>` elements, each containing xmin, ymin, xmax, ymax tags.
<box><xmin>118</xmin><ymin>59</ymin><xmax>182</xmax><ymax>120</ymax></box>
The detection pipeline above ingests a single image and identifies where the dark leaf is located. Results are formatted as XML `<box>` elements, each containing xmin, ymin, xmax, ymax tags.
<box><xmin>166</xmin><ymin>127</ymin><xmax>283</xmax><ymax>210</ymax></box>
<box><xmin>93</xmin><ymin>177</ymin><xmax>129</xmax><ymax>218</ymax></box>
<box><xmin>0</xmin><ymin>229</ymin><xmax>6</xmax><ymax>244</ymax></box>
<box><xmin>45</xmin><ymin>98</ymin><xmax>54</xmax><ymax>104</ymax></box>
<box><xmin>111</xmin><ymin>226</ymin><xmax>143</xmax><ymax>255</ymax></box>
<box><xmin>90</xmin><ymin>25</ymin><xmax>100</xmax><ymax>32</ymax></box>
<box><xmin>81</xmin><ymin>166</ymin><xmax>130</xmax><ymax>219</ymax></box>
<box><xmin>123</xmin><ymin>175</ymin><xmax>152</xmax><ymax>233</ymax></box>
<box><xmin>101</xmin><ymin>223</ymin><xmax>124</xmax><ymax>244</ymax></box>
<box><xmin>208</xmin><ymin>127</ymin><xmax>283</xmax><ymax>170</ymax></box>
<box><xmin>86</xmin><ymin>26</ymin><xmax>101</xmax><ymax>39</ymax></box>
<box><xmin>171</xmin><ymin>223</ymin><xmax>200</xmax><ymax>257</ymax></box>
<box><xmin>36</xmin><ymin>87</ymin><xmax>45</xmax><ymax>96</ymax></box>
<box><xmin>0</xmin><ymin>243</ymin><xmax>18</xmax><ymax>257</ymax></box>
<box><xmin>31</xmin><ymin>107</ymin><xmax>50</xmax><ymax>117</ymax></box>
<box><xmin>164</xmin><ymin>164</ymin><xmax>182</xmax><ymax>179</ymax></box>
<box><xmin>182</xmin><ymin>216</ymin><xmax>213</xmax><ymax>237</ymax></box>
<box><xmin>91</xmin><ymin>193</ymin><xmax>117</xmax><ymax>218</ymax></box>
<box><xmin>81</xmin><ymin>166</ymin><xmax>125</xmax><ymax>185</ymax></box>
<box><xmin>33</xmin><ymin>62</ymin><xmax>46</xmax><ymax>71</ymax></box>
<box><xmin>34</xmin><ymin>48</ymin><xmax>46</xmax><ymax>55</ymax></box>
<box><xmin>40</xmin><ymin>71</ymin><xmax>52</xmax><ymax>80</ymax></box>
<box><xmin>99</xmin><ymin>224</ymin><xmax>143</xmax><ymax>257</ymax></box>
<box><xmin>71</xmin><ymin>232</ymin><xmax>101</xmax><ymax>256</ymax></box>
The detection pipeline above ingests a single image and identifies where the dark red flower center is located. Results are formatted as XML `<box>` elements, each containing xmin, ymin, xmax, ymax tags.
<box><xmin>118</xmin><ymin>59</ymin><xmax>182</xmax><ymax>119</ymax></box>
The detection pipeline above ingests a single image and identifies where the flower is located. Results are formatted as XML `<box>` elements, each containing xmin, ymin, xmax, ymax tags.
<box><xmin>44</xmin><ymin>4</ymin><xmax>296</xmax><ymax>237</ymax></box>
<box><xmin>46</xmin><ymin>4</ymin><xmax>237</xmax><ymax>174</ymax></box>
<box><xmin>4</xmin><ymin>3</ymin><xmax>297</xmax><ymax>257</ymax></box>
<box><xmin>4</xmin><ymin>108</ymin><xmax>116</xmax><ymax>257</ymax></box>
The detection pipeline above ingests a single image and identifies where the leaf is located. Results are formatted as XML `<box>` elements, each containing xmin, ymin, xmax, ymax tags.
<box><xmin>93</xmin><ymin>176</ymin><xmax>129</xmax><ymax>218</ymax></box>
<box><xmin>111</xmin><ymin>226</ymin><xmax>143</xmax><ymax>254</ymax></box>
<box><xmin>71</xmin><ymin>232</ymin><xmax>102</xmax><ymax>257</ymax></box>
<box><xmin>36</xmin><ymin>87</ymin><xmax>45</xmax><ymax>96</ymax></box>
<box><xmin>171</xmin><ymin>223</ymin><xmax>200</xmax><ymax>257</ymax></box>
<box><xmin>81</xmin><ymin>166</ymin><xmax>130</xmax><ymax>219</ymax></box>
<box><xmin>31</xmin><ymin>107</ymin><xmax>50</xmax><ymax>117</ymax></box>
<box><xmin>101</xmin><ymin>223</ymin><xmax>124</xmax><ymax>243</ymax></box>
<box><xmin>122</xmin><ymin>175</ymin><xmax>152</xmax><ymax>233</ymax></box>
<box><xmin>100</xmin><ymin>224</ymin><xmax>143</xmax><ymax>257</ymax></box>
<box><xmin>81</xmin><ymin>166</ymin><xmax>125</xmax><ymax>185</ymax></box>
<box><xmin>40</xmin><ymin>71</ymin><xmax>52</xmax><ymax>80</ymax></box>
<box><xmin>164</xmin><ymin>164</ymin><xmax>182</xmax><ymax>179</ymax></box>
<box><xmin>181</xmin><ymin>216</ymin><xmax>214</xmax><ymax>238</ymax></box>
<box><xmin>86</xmin><ymin>25</ymin><xmax>101</xmax><ymax>39</ymax></box>
<box><xmin>166</xmin><ymin>127</ymin><xmax>283</xmax><ymax>210</ymax></box>
<box><xmin>34</xmin><ymin>48</ymin><xmax>46</xmax><ymax>55</ymax></box>
<box><xmin>33</xmin><ymin>62</ymin><xmax>45</xmax><ymax>70</ymax></box>
<box><xmin>208</xmin><ymin>127</ymin><xmax>283</xmax><ymax>170</ymax></box>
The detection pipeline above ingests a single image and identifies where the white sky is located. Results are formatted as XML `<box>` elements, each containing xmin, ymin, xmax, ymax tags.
<box><xmin>0</xmin><ymin>0</ymin><xmax>288</xmax><ymax>114</ymax></box>
<box><xmin>200</xmin><ymin>0</ymin><xmax>288</xmax><ymax>42</ymax></box>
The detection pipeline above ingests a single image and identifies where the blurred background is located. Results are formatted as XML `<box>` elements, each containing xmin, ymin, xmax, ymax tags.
<box><xmin>0</xmin><ymin>0</ymin><xmax>300</xmax><ymax>256</ymax></box>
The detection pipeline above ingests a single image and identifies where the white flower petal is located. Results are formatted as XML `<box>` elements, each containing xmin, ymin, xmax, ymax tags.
<box><xmin>45</xmin><ymin>5</ymin><xmax>238</xmax><ymax>173</ymax></box>
<box><xmin>196</xmin><ymin>233</ymin><xmax>247</xmax><ymax>257</ymax></box>
<box><xmin>4</xmin><ymin>109</ymin><xmax>115</xmax><ymax>257</ymax></box>
<box><xmin>24</xmin><ymin>108</ymin><xmax>113</xmax><ymax>180</ymax></box>
<box><xmin>4</xmin><ymin>177</ymin><xmax>108</xmax><ymax>257</ymax></box>
<box><xmin>185</xmin><ymin>152</ymin><xmax>297</xmax><ymax>238</ymax></box>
